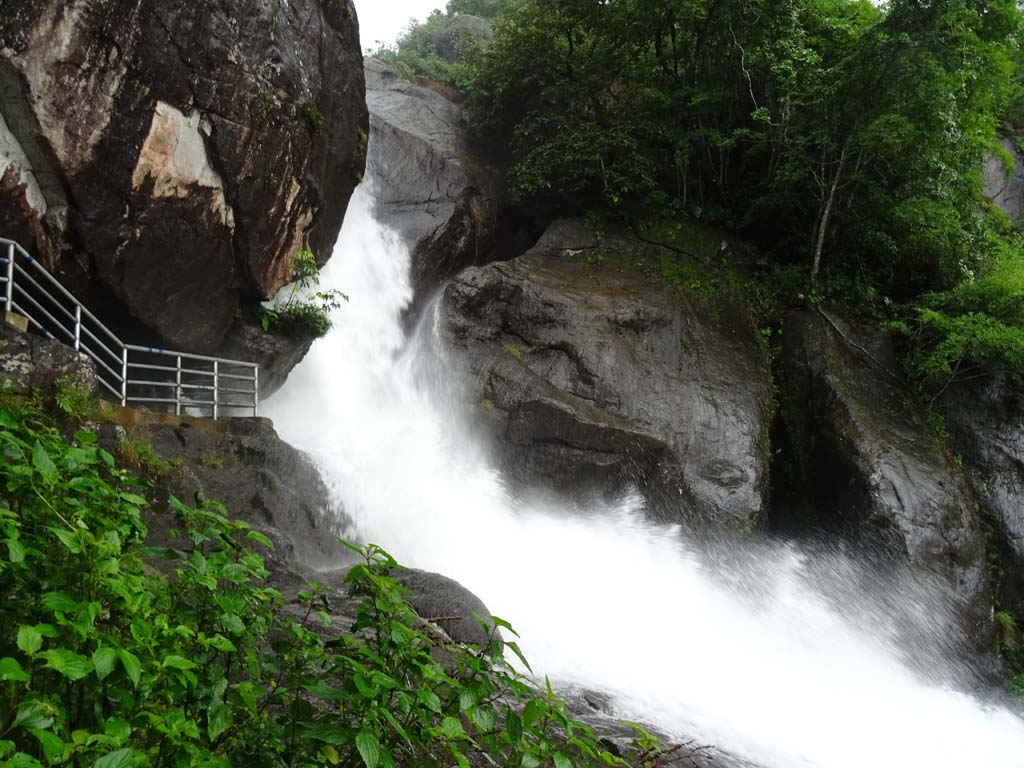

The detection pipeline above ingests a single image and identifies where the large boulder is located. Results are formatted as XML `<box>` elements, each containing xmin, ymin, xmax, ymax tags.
<box><xmin>942</xmin><ymin>374</ymin><xmax>1024</xmax><ymax>617</ymax></box>
<box><xmin>773</xmin><ymin>310</ymin><xmax>990</xmax><ymax>638</ymax></box>
<box><xmin>365</xmin><ymin>58</ymin><xmax>499</xmax><ymax>312</ymax></box>
<box><xmin>439</xmin><ymin>219</ymin><xmax>774</xmax><ymax>529</ymax></box>
<box><xmin>132</xmin><ymin>415</ymin><xmax>350</xmax><ymax>580</ymax></box>
<box><xmin>1</xmin><ymin>1</ymin><xmax>368</xmax><ymax>353</ymax></box>
<box><xmin>391</xmin><ymin>568</ymin><xmax>497</xmax><ymax>647</ymax></box>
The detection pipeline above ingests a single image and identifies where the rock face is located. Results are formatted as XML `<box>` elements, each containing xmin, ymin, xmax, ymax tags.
<box><xmin>0</xmin><ymin>320</ymin><xmax>96</xmax><ymax>395</ymax></box>
<box><xmin>983</xmin><ymin>137</ymin><xmax>1024</xmax><ymax>228</ymax></box>
<box><xmin>943</xmin><ymin>375</ymin><xmax>1024</xmax><ymax>615</ymax></box>
<box><xmin>365</xmin><ymin>58</ymin><xmax>499</xmax><ymax>311</ymax></box>
<box><xmin>774</xmin><ymin>310</ymin><xmax>990</xmax><ymax>636</ymax></box>
<box><xmin>1</xmin><ymin>1</ymin><xmax>368</xmax><ymax>353</ymax></box>
<box><xmin>391</xmin><ymin>568</ymin><xmax>497</xmax><ymax>647</ymax></box>
<box><xmin>138</xmin><ymin>415</ymin><xmax>349</xmax><ymax>579</ymax></box>
<box><xmin>439</xmin><ymin>219</ymin><xmax>773</xmax><ymax>529</ymax></box>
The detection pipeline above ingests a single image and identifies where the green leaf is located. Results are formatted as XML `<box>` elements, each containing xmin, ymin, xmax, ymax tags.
<box><xmin>208</xmin><ymin>704</ymin><xmax>233</xmax><ymax>742</ymax></box>
<box><xmin>119</xmin><ymin>650</ymin><xmax>141</xmax><ymax>688</ymax></box>
<box><xmin>520</xmin><ymin>755</ymin><xmax>541</xmax><ymax>768</ymax></box>
<box><xmin>553</xmin><ymin>753</ymin><xmax>572</xmax><ymax>768</ymax></box>
<box><xmin>441</xmin><ymin>716</ymin><xmax>464</xmax><ymax>739</ymax></box>
<box><xmin>522</xmin><ymin>700</ymin><xmax>547</xmax><ymax>728</ymax></box>
<box><xmin>42</xmin><ymin>649</ymin><xmax>93</xmax><ymax>681</ymax></box>
<box><xmin>0</xmin><ymin>657</ymin><xmax>29</xmax><ymax>682</ymax></box>
<box><xmin>13</xmin><ymin>702</ymin><xmax>53</xmax><ymax>731</ymax></box>
<box><xmin>32</xmin><ymin>442</ymin><xmax>57</xmax><ymax>481</ymax></box>
<box><xmin>355</xmin><ymin>730</ymin><xmax>381</xmax><ymax>768</ymax></box>
<box><xmin>5</xmin><ymin>538</ymin><xmax>26</xmax><ymax>563</ymax></box>
<box><xmin>5</xmin><ymin>752</ymin><xmax>44</xmax><ymax>767</ymax></box>
<box><xmin>28</xmin><ymin>728</ymin><xmax>68</xmax><ymax>765</ymax></box>
<box><xmin>17</xmin><ymin>625</ymin><xmax>42</xmax><ymax>655</ymax></box>
<box><xmin>246</xmin><ymin>530</ymin><xmax>274</xmax><ymax>548</ymax></box>
<box><xmin>93</xmin><ymin>648</ymin><xmax>119</xmax><ymax>681</ymax></box>
<box><xmin>219</xmin><ymin>614</ymin><xmax>246</xmax><ymax>636</ymax></box>
<box><xmin>104</xmin><ymin>717</ymin><xmax>131</xmax><ymax>745</ymax></box>
<box><xmin>94</xmin><ymin>748</ymin><xmax>139</xmax><ymax>768</ymax></box>
<box><xmin>321</xmin><ymin>745</ymin><xmax>340</xmax><ymax>765</ymax></box>
<box><xmin>42</xmin><ymin>592</ymin><xmax>79</xmax><ymax>614</ymax></box>
<box><xmin>469</xmin><ymin>706</ymin><xmax>496</xmax><ymax>733</ymax></box>
<box><xmin>48</xmin><ymin>527</ymin><xmax>81</xmax><ymax>554</ymax></box>
<box><xmin>161</xmin><ymin>655</ymin><xmax>197</xmax><ymax>671</ymax></box>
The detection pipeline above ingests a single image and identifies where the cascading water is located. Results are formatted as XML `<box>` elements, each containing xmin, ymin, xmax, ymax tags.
<box><xmin>266</xmin><ymin>179</ymin><xmax>1024</xmax><ymax>767</ymax></box>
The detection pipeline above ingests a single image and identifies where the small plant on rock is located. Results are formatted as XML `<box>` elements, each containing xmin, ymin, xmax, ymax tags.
<box><xmin>260</xmin><ymin>249</ymin><xmax>348</xmax><ymax>339</ymax></box>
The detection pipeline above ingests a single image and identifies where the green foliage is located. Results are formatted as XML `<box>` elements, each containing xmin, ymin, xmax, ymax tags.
<box><xmin>260</xmin><ymin>250</ymin><xmax>348</xmax><ymax>339</ymax></box>
<box><xmin>886</xmin><ymin>242</ymin><xmax>1024</xmax><ymax>389</ymax></box>
<box><xmin>54</xmin><ymin>376</ymin><xmax>97</xmax><ymax>421</ymax></box>
<box><xmin>303</xmin><ymin>102</ymin><xmax>327</xmax><ymax>137</ymax></box>
<box><xmin>446</xmin><ymin>0</ymin><xmax>507</xmax><ymax>20</ymax></box>
<box><xmin>116</xmin><ymin>433</ymin><xmax>181</xmax><ymax>478</ymax></box>
<box><xmin>0</xmin><ymin>401</ymin><xmax>670</xmax><ymax>768</ymax></box>
<box><xmin>372</xmin><ymin>11</ymin><xmax>457</xmax><ymax>83</ymax></box>
<box><xmin>455</xmin><ymin>0</ymin><xmax>1024</xmax><ymax>381</ymax></box>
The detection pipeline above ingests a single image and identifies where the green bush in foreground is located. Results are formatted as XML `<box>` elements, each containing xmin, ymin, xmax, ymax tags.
<box><xmin>0</xmin><ymin>404</ymin><xmax>655</xmax><ymax>767</ymax></box>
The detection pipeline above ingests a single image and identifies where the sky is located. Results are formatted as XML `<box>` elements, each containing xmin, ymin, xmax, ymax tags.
<box><xmin>356</xmin><ymin>0</ymin><xmax>444</xmax><ymax>52</ymax></box>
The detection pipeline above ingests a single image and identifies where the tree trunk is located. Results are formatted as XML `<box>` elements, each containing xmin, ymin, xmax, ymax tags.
<box><xmin>811</xmin><ymin>136</ymin><xmax>851</xmax><ymax>291</ymax></box>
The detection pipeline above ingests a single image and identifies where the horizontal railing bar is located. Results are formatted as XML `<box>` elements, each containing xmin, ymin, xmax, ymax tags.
<box><xmin>180</xmin><ymin>367</ymin><xmax>215</xmax><ymax>377</ymax></box>
<box><xmin>179</xmin><ymin>399</ymin><xmax>216</xmax><ymax>406</ymax></box>
<box><xmin>80</xmin><ymin>326</ymin><xmax>124</xmax><ymax>366</ymax></box>
<box><xmin>126</xmin><ymin>380</ymin><xmax>177</xmax><ymax>389</ymax></box>
<box><xmin>125</xmin><ymin>397</ymin><xmax>179</xmax><ymax>404</ymax></box>
<box><xmin>13</xmin><ymin>286</ymin><xmax>73</xmax><ymax>341</ymax></box>
<box><xmin>216</xmin><ymin>372</ymin><xmax>256</xmax><ymax>381</ymax></box>
<box><xmin>126</xmin><ymin>362</ymin><xmax>178</xmax><ymax>373</ymax></box>
<box><xmin>1</xmin><ymin>239</ymin><xmax>124</xmax><ymax>348</ymax></box>
<box><xmin>13</xmin><ymin>264</ymin><xmax>77</xmax><ymax>325</ymax></box>
<box><xmin>83</xmin><ymin>349</ymin><xmax>124</xmax><ymax>382</ymax></box>
<box><xmin>10</xmin><ymin>301</ymin><xmax>55</xmax><ymax>339</ymax></box>
<box><xmin>123</xmin><ymin>344</ymin><xmax>258</xmax><ymax>368</ymax></box>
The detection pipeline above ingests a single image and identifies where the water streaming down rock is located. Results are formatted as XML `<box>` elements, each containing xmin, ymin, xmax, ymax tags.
<box><xmin>265</xmin><ymin>180</ymin><xmax>1024</xmax><ymax>768</ymax></box>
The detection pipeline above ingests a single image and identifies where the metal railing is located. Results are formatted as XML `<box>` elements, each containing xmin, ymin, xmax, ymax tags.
<box><xmin>1</xmin><ymin>237</ymin><xmax>258</xmax><ymax>418</ymax></box>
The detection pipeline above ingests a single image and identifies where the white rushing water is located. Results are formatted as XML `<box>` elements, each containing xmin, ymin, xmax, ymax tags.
<box><xmin>266</xmin><ymin>181</ymin><xmax>1024</xmax><ymax>768</ymax></box>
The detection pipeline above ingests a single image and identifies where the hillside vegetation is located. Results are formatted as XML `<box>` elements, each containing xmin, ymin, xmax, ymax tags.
<box><xmin>379</xmin><ymin>0</ymin><xmax>1024</xmax><ymax>395</ymax></box>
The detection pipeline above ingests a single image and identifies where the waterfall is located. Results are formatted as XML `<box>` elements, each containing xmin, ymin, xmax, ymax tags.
<box><xmin>265</xmin><ymin>179</ymin><xmax>1024</xmax><ymax>768</ymax></box>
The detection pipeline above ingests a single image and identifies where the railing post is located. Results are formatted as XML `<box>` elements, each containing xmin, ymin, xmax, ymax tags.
<box><xmin>73</xmin><ymin>305</ymin><xmax>81</xmax><ymax>351</ymax></box>
<box><xmin>213</xmin><ymin>360</ymin><xmax>219</xmax><ymax>420</ymax></box>
<box><xmin>4</xmin><ymin>243</ymin><xmax>13</xmax><ymax>311</ymax></box>
<box><xmin>120</xmin><ymin>347</ymin><xmax>128</xmax><ymax>407</ymax></box>
<box><xmin>175</xmin><ymin>357</ymin><xmax>182</xmax><ymax>416</ymax></box>
<box><xmin>253</xmin><ymin>365</ymin><xmax>259</xmax><ymax>418</ymax></box>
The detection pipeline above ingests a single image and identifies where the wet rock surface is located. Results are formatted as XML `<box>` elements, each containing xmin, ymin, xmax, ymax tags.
<box><xmin>365</xmin><ymin>58</ymin><xmax>499</xmax><ymax>312</ymax></box>
<box><xmin>391</xmin><ymin>567</ymin><xmax>497</xmax><ymax>647</ymax></box>
<box><xmin>983</xmin><ymin>136</ymin><xmax>1024</xmax><ymax>228</ymax></box>
<box><xmin>439</xmin><ymin>219</ymin><xmax>773</xmax><ymax>529</ymax></box>
<box><xmin>1</xmin><ymin>0</ymin><xmax>367</xmax><ymax>353</ymax></box>
<box><xmin>773</xmin><ymin>310</ymin><xmax>991</xmax><ymax>638</ymax></box>
<box><xmin>942</xmin><ymin>374</ymin><xmax>1024</xmax><ymax>616</ymax></box>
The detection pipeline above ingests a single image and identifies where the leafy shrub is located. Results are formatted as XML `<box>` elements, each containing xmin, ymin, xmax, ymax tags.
<box><xmin>887</xmin><ymin>243</ymin><xmax>1024</xmax><ymax>391</ymax></box>
<box><xmin>0</xmin><ymin>402</ymin><xmax>662</xmax><ymax>767</ymax></box>
<box><xmin>260</xmin><ymin>250</ymin><xmax>347</xmax><ymax>339</ymax></box>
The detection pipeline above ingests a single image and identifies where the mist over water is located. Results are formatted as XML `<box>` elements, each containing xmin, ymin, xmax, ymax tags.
<box><xmin>266</xmin><ymin>180</ymin><xmax>1024</xmax><ymax>768</ymax></box>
